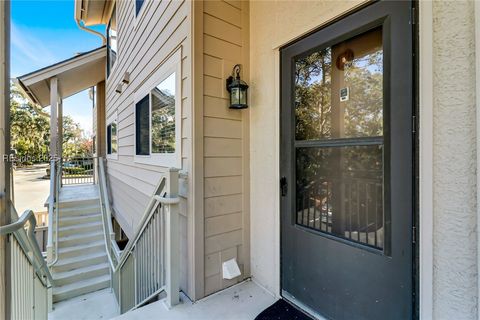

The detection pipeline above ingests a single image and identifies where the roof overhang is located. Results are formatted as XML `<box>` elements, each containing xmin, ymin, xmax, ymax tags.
<box><xmin>16</xmin><ymin>46</ymin><xmax>106</xmax><ymax>107</ymax></box>
<box><xmin>75</xmin><ymin>0</ymin><xmax>114</xmax><ymax>26</ymax></box>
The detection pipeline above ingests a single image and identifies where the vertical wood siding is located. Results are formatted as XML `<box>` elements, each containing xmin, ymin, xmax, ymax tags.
<box><xmin>104</xmin><ymin>0</ymin><xmax>191</xmax><ymax>294</ymax></box>
<box><xmin>201</xmin><ymin>0</ymin><xmax>249</xmax><ymax>296</ymax></box>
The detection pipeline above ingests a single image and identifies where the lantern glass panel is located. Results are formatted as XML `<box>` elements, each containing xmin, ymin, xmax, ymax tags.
<box><xmin>239</xmin><ymin>87</ymin><xmax>247</xmax><ymax>105</ymax></box>
<box><xmin>231</xmin><ymin>87</ymin><xmax>241</xmax><ymax>105</ymax></box>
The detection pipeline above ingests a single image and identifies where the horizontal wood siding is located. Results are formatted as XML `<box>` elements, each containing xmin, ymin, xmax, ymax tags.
<box><xmin>104</xmin><ymin>0</ymin><xmax>191</xmax><ymax>295</ymax></box>
<box><xmin>202</xmin><ymin>0</ymin><xmax>249</xmax><ymax>296</ymax></box>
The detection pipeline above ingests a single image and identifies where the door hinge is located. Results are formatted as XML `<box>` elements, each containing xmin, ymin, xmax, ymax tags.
<box><xmin>280</xmin><ymin>177</ymin><xmax>288</xmax><ymax>197</ymax></box>
<box><xmin>412</xmin><ymin>226</ymin><xmax>416</xmax><ymax>244</ymax></box>
<box><xmin>410</xmin><ymin>7</ymin><xmax>416</xmax><ymax>25</ymax></box>
<box><xmin>412</xmin><ymin>115</ymin><xmax>416</xmax><ymax>133</ymax></box>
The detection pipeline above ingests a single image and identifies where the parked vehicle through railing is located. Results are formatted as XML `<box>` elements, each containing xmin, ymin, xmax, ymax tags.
<box><xmin>62</xmin><ymin>157</ymin><xmax>95</xmax><ymax>185</ymax></box>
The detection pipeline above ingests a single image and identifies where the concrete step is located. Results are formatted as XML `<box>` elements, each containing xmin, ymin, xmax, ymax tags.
<box><xmin>52</xmin><ymin>251</ymin><xmax>107</xmax><ymax>273</ymax></box>
<box><xmin>58</xmin><ymin>231</ymin><xmax>104</xmax><ymax>248</ymax></box>
<box><xmin>53</xmin><ymin>274</ymin><xmax>110</xmax><ymax>303</ymax></box>
<box><xmin>59</xmin><ymin>212</ymin><xmax>101</xmax><ymax>227</ymax></box>
<box><xmin>59</xmin><ymin>204</ymin><xmax>101</xmax><ymax>217</ymax></box>
<box><xmin>58</xmin><ymin>240</ymin><xmax>105</xmax><ymax>259</ymax></box>
<box><xmin>58</xmin><ymin>221</ymin><xmax>103</xmax><ymax>237</ymax></box>
<box><xmin>52</xmin><ymin>251</ymin><xmax>108</xmax><ymax>273</ymax></box>
<box><xmin>53</xmin><ymin>263</ymin><xmax>110</xmax><ymax>287</ymax></box>
<box><xmin>58</xmin><ymin>198</ymin><xmax>100</xmax><ymax>209</ymax></box>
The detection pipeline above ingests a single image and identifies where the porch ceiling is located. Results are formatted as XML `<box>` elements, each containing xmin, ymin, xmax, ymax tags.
<box><xmin>75</xmin><ymin>0</ymin><xmax>113</xmax><ymax>26</ymax></box>
<box><xmin>16</xmin><ymin>46</ymin><xmax>106</xmax><ymax>108</ymax></box>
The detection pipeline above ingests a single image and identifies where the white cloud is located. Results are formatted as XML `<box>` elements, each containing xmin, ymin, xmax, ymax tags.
<box><xmin>11</xmin><ymin>23</ymin><xmax>57</xmax><ymax>69</ymax></box>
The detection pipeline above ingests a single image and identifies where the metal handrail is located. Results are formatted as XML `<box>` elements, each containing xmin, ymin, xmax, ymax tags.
<box><xmin>1</xmin><ymin>206</ymin><xmax>54</xmax><ymax>287</ymax></box>
<box><xmin>96</xmin><ymin>157</ymin><xmax>180</xmax><ymax>310</ymax></box>
<box><xmin>97</xmin><ymin>158</ymin><xmax>180</xmax><ymax>272</ymax></box>
<box><xmin>116</xmin><ymin>180</ymin><xmax>180</xmax><ymax>270</ymax></box>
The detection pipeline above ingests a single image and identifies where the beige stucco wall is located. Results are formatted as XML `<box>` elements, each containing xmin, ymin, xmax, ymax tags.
<box><xmin>249</xmin><ymin>0</ymin><xmax>365</xmax><ymax>297</ymax></box>
<box><xmin>432</xmin><ymin>1</ymin><xmax>477</xmax><ymax>319</ymax></box>
<box><xmin>250</xmin><ymin>1</ymin><xmax>480</xmax><ymax>318</ymax></box>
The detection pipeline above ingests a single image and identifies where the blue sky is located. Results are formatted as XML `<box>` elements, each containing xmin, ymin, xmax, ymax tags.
<box><xmin>12</xmin><ymin>0</ymin><xmax>105</xmax><ymax>135</ymax></box>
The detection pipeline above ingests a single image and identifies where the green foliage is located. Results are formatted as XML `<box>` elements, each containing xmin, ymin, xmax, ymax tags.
<box><xmin>62</xmin><ymin>167</ymin><xmax>86</xmax><ymax>175</ymax></box>
<box><xmin>10</xmin><ymin>85</ymin><xmax>50</xmax><ymax>163</ymax></box>
<box><xmin>10</xmin><ymin>83</ymin><xmax>93</xmax><ymax>164</ymax></box>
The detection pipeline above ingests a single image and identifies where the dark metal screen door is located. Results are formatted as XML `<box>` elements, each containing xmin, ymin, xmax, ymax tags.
<box><xmin>280</xmin><ymin>2</ymin><xmax>413</xmax><ymax>319</ymax></box>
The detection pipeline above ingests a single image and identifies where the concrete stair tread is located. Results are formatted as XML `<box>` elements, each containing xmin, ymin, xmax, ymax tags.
<box><xmin>53</xmin><ymin>262</ymin><xmax>110</xmax><ymax>281</ymax></box>
<box><xmin>59</xmin><ymin>230</ymin><xmax>104</xmax><ymax>242</ymax></box>
<box><xmin>53</xmin><ymin>274</ymin><xmax>109</xmax><ymax>294</ymax></box>
<box><xmin>53</xmin><ymin>251</ymin><xmax>107</xmax><ymax>268</ymax></box>
<box><xmin>52</xmin><ymin>274</ymin><xmax>110</xmax><ymax>302</ymax></box>
<box><xmin>59</xmin><ymin>221</ymin><xmax>103</xmax><ymax>232</ymax></box>
<box><xmin>58</xmin><ymin>240</ymin><xmax>105</xmax><ymax>255</ymax></box>
<box><xmin>59</xmin><ymin>204</ymin><xmax>101</xmax><ymax>216</ymax></box>
<box><xmin>58</xmin><ymin>198</ymin><xmax>100</xmax><ymax>208</ymax></box>
<box><xmin>60</xmin><ymin>212</ymin><xmax>101</xmax><ymax>222</ymax></box>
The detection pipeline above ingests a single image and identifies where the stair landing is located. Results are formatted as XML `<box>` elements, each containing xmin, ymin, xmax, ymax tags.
<box><xmin>59</xmin><ymin>184</ymin><xmax>100</xmax><ymax>203</ymax></box>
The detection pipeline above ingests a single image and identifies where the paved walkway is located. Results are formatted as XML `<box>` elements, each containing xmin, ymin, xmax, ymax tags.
<box><xmin>13</xmin><ymin>164</ymin><xmax>50</xmax><ymax>214</ymax></box>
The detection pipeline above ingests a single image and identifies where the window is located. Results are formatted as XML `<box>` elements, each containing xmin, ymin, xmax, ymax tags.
<box><xmin>134</xmin><ymin>49</ymin><xmax>181</xmax><ymax>167</ymax></box>
<box><xmin>294</xmin><ymin>27</ymin><xmax>385</xmax><ymax>250</ymax></box>
<box><xmin>107</xmin><ymin>6</ymin><xmax>117</xmax><ymax>77</ymax></box>
<box><xmin>135</xmin><ymin>73</ymin><xmax>176</xmax><ymax>155</ymax></box>
<box><xmin>107</xmin><ymin>121</ymin><xmax>117</xmax><ymax>158</ymax></box>
<box><xmin>135</xmin><ymin>96</ymin><xmax>149</xmax><ymax>155</ymax></box>
<box><xmin>135</xmin><ymin>0</ymin><xmax>145</xmax><ymax>16</ymax></box>
<box><xmin>151</xmin><ymin>73</ymin><xmax>176</xmax><ymax>153</ymax></box>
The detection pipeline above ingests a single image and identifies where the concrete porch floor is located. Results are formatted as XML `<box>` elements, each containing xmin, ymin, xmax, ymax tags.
<box><xmin>50</xmin><ymin>280</ymin><xmax>277</xmax><ymax>320</ymax></box>
<box><xmin>49</xmin><ymin>288</ymin><xmax>119</xmax><ymax>320</ymax></box>
<box><xmin>114</xmin><ymin>280</ymin><xmax>277</xmax><ymax>320</ymax></box>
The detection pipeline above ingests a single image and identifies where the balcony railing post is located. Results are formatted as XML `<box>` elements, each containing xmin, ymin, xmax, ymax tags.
<box><xmin>165</xmin><ymin>168</ymin><xmax>179</xmax><ymax>308</ymax></box>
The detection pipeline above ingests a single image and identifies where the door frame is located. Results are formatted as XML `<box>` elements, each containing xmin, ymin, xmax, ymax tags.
<box><xmin>276</xmin><ymin>1</ymin><xmax>421</xmax><ymax>318</ymax></box>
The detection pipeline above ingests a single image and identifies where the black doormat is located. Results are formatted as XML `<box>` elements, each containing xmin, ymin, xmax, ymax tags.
<box><xmin>255</xmin><ymin>299</ymin><xmax>314</xmax><ymax>320</ymax></box>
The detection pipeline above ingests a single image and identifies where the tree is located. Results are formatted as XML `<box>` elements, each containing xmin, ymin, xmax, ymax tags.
<box><xmin>10</xmin><ymin>83</ymin><xmax>93</xmax><ymax>164</ymax></box>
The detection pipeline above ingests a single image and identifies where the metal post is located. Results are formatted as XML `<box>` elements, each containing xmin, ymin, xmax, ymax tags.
<box><xmin>165</xmin><ymin>168</ymin><xmax>179</xmax><ymax>308</ymax></box>
<box><xmin>49</xmin><ymin>78</ymin><xmax>58</xmax><ymax>161</ymax></box>
<box><xmin>57</xmin><ymin>98</ymin><xmax>63</xmax><ymax>185</ymax></box>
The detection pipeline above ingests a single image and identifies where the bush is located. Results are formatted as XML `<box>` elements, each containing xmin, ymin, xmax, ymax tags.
<box><xmin>63</xmin><ymin>167</ymin><xmax>86</xmax><ymax>175</ymax></box>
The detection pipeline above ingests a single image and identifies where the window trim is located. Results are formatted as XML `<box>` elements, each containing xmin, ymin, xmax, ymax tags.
<box><xmin>134</xmin><ymin>0</ymin><xmax>148</xmax><ymax>29</ymax></box>
<box><xmin>106</xmin><ymin>5</ymin><xmax>118</xmax><ymax>79</ymax></box>
<box><xmin>133</xmin><ymin>49</ymin><xmax>182</xmax><ymax>168</ymax></box>
<box><xmin>106</xmin><ymin>112</ymin><xmax>119</xmax><ymax>160</ymax></box>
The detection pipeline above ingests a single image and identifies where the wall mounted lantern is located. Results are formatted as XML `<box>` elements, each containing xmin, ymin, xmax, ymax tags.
<box><xmin>226</xmin><ymin>64</ymin><xmax>248</xmax><ymax>109</ymax></box>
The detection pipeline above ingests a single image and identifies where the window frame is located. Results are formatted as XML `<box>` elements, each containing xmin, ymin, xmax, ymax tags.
<box><xmin>135</xmin><ymin>0</ymin><xmax>145</xmax><ymax>17</ymax></box>
<box><xmin>106</xmin><ymin>5</ymin><xmax>118</xmax><ymax>78</ymax></box>
<box><xmin>106</xmin><ymin>112</ymin><xmax>118</xmax><ymax>160</ymax></box>
<box><xmin>134</xmin><ymin>0</ymin><xmax>148</xmax><ymax>28</ymax></box>
<box><xmin>133</xmin><ymin>49</ymin><xmax>182</xmax><ymax>168</ymax></box>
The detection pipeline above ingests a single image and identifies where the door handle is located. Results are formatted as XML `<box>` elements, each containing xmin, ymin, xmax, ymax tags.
<box><xmin>280</xmin><ymin>177</ymin><xmax>288</xmax><ymax>197</ymax></box>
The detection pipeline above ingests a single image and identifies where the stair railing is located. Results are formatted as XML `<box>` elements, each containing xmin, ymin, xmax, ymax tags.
<box><xmin>46</xmin><ymin>159</ymin><xmax>61</xmax><ymax>267</ymax></box>
<box><xmin>1</xmin><ymin>203</ymin><xmax>54</xmax><ymax>319</ymax></box>
<box><xmin>97</xmin><ymin>157</ymin><xmax>180</xmax><ymax>313</ymax></box>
